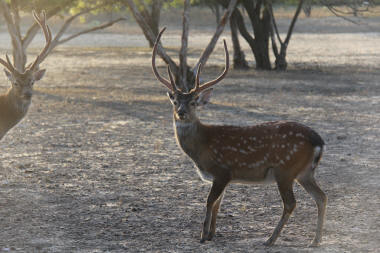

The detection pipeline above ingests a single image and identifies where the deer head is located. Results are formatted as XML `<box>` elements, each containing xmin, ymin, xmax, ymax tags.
<box><xmin>0</xmin><ymin>10</ymin><xmax>51</xmax><ymax>100</ymax></box>
<box><xmin>152</xmin><ymin>28</ymin><xmax>229</xmax><ymax>122</ymax></box>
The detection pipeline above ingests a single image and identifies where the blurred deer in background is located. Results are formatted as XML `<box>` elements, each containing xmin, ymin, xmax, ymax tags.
<box><xmin>152</xmin><ymin>28</ymin><xmax>327</xmax><ymax>247</ymax></box>
<box><xmin>0</xmin><ymin>11</ymin><xmax>51</xmax><ymax>140</ymax></box>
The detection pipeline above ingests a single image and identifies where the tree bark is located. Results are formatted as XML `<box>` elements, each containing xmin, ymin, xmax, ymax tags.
<box><xmin>230</xmin><ymin>10</ymin><xmax>249</xmax><ymax>70</ymax></box>
<box><xmin>135</xmin><ymin>0</ymin><xmax>162</xmax><ymax>47</ymax></box>
<box><xmin>241</xmin><ymin>0</ymin><xmax>271</xmax><ymax>70</ymax></box>
<box><xmin>150</xmin><ymin>0</ymin><xmax>162</xmax><ymax>36</ymax></box>
<box><xmin>125</xmin><ymin>0</ymin><xmax>178</xmax><ymax>75</ymax></box>
<box><xmin>194</xmin><ymin>0</ymin><xmax>237</xmax><ymax>72</ymax></box>
<box><xmin>218</xmin><ymin>0</ymin><xmax>271</xmax><ymax>70</ymax></box>
<box><xmin>178</xmin><ymin>0</ymin><xmax>191</xmax><ymax>91</ymax></box>
<box><xmin>268</xmin><ymin>0</ymin><xmax>304</xmax><ymax>70</ymax></box>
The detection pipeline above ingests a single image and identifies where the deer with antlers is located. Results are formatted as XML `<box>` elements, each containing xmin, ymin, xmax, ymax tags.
<box><xmin>0</xmin><ymin>11</ymin><xmax>51</xmax><ymax>140</ymax></box>
<box><xmin>152</xmin><ymin>28</ymin><xmax>327</xmax><ymax>246</ymax></box>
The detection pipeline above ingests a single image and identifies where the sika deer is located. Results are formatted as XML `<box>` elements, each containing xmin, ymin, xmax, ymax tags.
<box><xmin>0</xmin><ymin>11</ymin><xmax>51</xmax><ymax>140</ymax></box>
<box><xmin>152</xmin><ymin>28</ymin><xmax>327</xmax><ymax>246</ymax></box>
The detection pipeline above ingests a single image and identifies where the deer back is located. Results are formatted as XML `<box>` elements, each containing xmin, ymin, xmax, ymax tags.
<box><xmin>175</xmin><ymin>121</ymin><xmax>324</xmax><ymax>183</ymax></box>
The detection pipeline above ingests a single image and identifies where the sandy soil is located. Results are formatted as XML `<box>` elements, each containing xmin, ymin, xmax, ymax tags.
<box><xmin>0</xmin><ymin>18</ymin><xmax>379</xmax><ymax>252</ymax></box>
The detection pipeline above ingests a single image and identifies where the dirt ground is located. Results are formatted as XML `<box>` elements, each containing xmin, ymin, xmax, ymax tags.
<box><xmin>0</xmin><ymin>16</ymin><xmax>379</xmax><ymax>252</ymax></box>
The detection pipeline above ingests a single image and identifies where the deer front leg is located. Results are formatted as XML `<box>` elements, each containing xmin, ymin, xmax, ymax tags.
<box><xmin>209</xmin><ymin>191</ymin><xmax>225</xmax><ymax>239</ymax></box>
<box><xmin>200</xmin><ymin>179</ymin><xmax>228</xmax><ymax>243</ymax></box>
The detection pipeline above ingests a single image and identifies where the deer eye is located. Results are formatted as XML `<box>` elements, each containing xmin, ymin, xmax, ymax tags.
<box><xmin>189</xmin><ymin>101</ymin><xmax>196</xmax><ymax>107</ymax></box>
<box><xmin>173</xmin><ymin>101</ymin><xmax>178</xmax><ymax>106</ymax></box>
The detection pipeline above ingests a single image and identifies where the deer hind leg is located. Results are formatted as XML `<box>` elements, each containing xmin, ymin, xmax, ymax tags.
<box><xmin>297</xmin><ymin>173</ymin><xmax>327</xmax><ymax>247</ymax></box>
<box><xmin>200</xmin><ymin>179</ymin><xmax>228</xmax><ymax>243</ymax></box>
<box><xmin>264</xmin><ymin>179</ymin><xmax>296</xmax><ymax>246</ymax></box>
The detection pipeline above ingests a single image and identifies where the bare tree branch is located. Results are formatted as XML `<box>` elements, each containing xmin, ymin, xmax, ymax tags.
<box><xmin>124</xmin><ymin>0</ymin><xmax>178</xmax><ymax>73</ymax></box>
<box><xmin>194</xmin><ymin>0</ymin><xmax>237</xmax><ymax>72</ymax></box>
<box><xmin>266</xmin><ymin>0</ymin><xmax>304</xmax><ymax>70</ymax></box>
<box><xmin>0</xmin><ymin>0</ymin><xmax>25</xmax><ymax>71</ymax></box>
<box><xmin>10</xmin><ymin>0</ymin><xmax>22</xmax><ymax>42</ymax></box>
<box><xmin>55</xmin><ymin>18</ymin><xmax>126</xmax><ymax>46</ymax></box>
<box><xmin>267</xmin><ymin>2</ymin><xmax>282</xmax><ymax>45</ymax></box>
<box><xmin>51</xmin><ymin>6</ymin><xmax>101</xmax><ymax>49</ymax></box>
<box><xmin>179</xmin><ymin>0</ymin><xmax>190</xmax><ymax>90</ymax></box>
<box><xmin>284</xmin><ymin>0</ymin><xmax>304</xmax><ymax>46</ymax></box>
<box><xmin>326</xmin><ymin>5</ymin><xmax>362</xmax><ymax>25</ymax></box>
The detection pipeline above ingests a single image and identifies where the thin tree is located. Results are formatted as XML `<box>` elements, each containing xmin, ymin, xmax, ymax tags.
<box><xmin>267</xmin><ymin>0</ymin><xmax>304</xmax><ymax>70</ymax></box>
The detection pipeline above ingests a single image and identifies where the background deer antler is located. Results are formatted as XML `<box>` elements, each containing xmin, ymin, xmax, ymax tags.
<box><xmin>129</xmin><ymin>0</ymin><xmax>237</xmax><ymax>92</ymax></box>
<box><xmin>27</xmin><ymin>10</ymin><xmax>52</xmax><ymax>71</ymax></box>
<box><xmin>0</xmin><ymin>54</ymin><xmax>17</xmax><ymax>74</ymax></box>
<box><xmin>0</xmin><ymin>10</ymin><xmax>52</xmax><ymax>74</ymax></box>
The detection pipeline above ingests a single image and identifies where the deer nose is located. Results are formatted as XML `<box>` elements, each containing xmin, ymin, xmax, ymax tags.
<box><xmin>177</xmin><ymin>110</ymin><xmax>185</xmax><ymax>118</ymax></box>
<box><xmin>177</xmin><ymin>106</ymin><xmax>186</xmax><ymax>119</ymax></box>
<box><xmin>24</xmin><ymin>91</ymin><xmax>32</xmax><ymax>99</ymax></box>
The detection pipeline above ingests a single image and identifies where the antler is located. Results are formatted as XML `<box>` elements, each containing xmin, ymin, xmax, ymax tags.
<box><xmin>152</xmin><ymin>27</ymin><xmax>176</xmax><ymax>91</ymax></box>
<box><xmin>191</xmin><ymin>39</ymin><xmax>229</xmax><ymax>94</ymax></box>
<box><xmin>0</xmin><ymin>54</ymin><xmax>17</xmax><ymax>73</ymax></box>
<box><xmin>27</xmin><ymin>10</ymin><xmax>52</xmax><ymax>71</ymax></box>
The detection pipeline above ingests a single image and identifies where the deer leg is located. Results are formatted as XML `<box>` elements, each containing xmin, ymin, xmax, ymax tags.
<box><xmin>297</xmin><ymin>175</ymin><xmax>327</xmax><ymax>247</ymax></box>
<box><xmin>200</xmin><ymin>179</ymin><xmax>228</xmax><ymax>243</ymax></box>
<box><xmin>209</xmin><ymin>191</ymin><xmax>225</xmax><ymax>240</ymax></box>
<box><xmin>264</xmin><ymin>180</ymin><xmax>296</xmax><ymax>246</ymax></box>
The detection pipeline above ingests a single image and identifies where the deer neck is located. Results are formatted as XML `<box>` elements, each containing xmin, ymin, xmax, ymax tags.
<box><xmin>0</xmin><ymin>88</ymin><xmax>31</xmax><ymax>128</ymax></box>
<box><xmin>173</xmin><ymin>116</ymin><xmax>205</xmax><ymax>158</ymax></box>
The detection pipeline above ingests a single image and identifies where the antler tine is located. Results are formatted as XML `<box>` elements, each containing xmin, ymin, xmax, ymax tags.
<box><xmin>28</xmin><ymin>10</ymin><xmax>52</xmax><ymax>71</ymax></box>
<box><xmin>196</xmin><ymin>39</ymin><xmax>229</xmax><ymax>93</ymax></box>
<box><xmin>190</xmin><ymin>62</ymin><xmax>202</xmax><ymax>93</ymax></box>
<box><xmin>167</xmin><ymin>65</ymin><xmax>180</xmax><ymax>92</ymax></box>
<box><xmin>0</xmin><ymin>54</ymin><xmax>17</xmax><ymax>73</ymax></box>
<box><xmin>152</xmin><ymin>27</ymin><xmax>175</xmax><ymax>91</ymax></box>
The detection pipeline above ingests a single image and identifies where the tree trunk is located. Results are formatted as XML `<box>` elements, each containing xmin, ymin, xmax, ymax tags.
<box><xmin>150</xmin><ymin>0</ymin><xmax>162</xmax><ymax>36</ymax></box>
<box><xmin>136</xmin><ymin>0</ymin><xmax>162</xmax><ymax>48</ymax></box>
<box><xmin>215</xmin><ymin>4</ymin><xmax>221</xmax><ymax>24</ymax></box>
<box><xmin>230</xmin><ymin>11</ymin><xmax>249</xmax><ymax>70</ymax></box>
<box><xmin>303</xmin><ymin>0</ymin><xmax>312</xmax><ymax>17</ymax></box>
<box><xmin>178</xmin><ymin>0</ymin><xmax>191</xmax><ymax>91</ymax></box>
<box><xmin>219</xmin><ymin>0</ymin><xmax>271</xmax><ymax>70</ymax></box>
<box><xmin>268</xmin><ymin>0</ymin><xmax>304</xmax><ymax>70</ymax></box>
<box><xmin>241</xmin><ymin>0</ymin><xmax>271</xmax><ymax>70</ymax></box>
<box><xmin>125</xmin><ymin>0</ymin><xmax>179</xmax><ymax>74</ymax></box>
<box><xmin>274</xmin><ymin>44</ymin><xmax>287</xmax><ymax>70</ymax></box>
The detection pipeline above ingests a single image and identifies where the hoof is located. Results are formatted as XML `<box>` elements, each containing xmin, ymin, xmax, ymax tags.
<box><xmin>309</xmin><ymin>239</ymin><xmax>321</xmax><ymax>247</ymax></box>
<box><xmin>200</xmin><ymin>232</ymin><xmax>213</xmax><ymax>243</ymax></box>
<box><xmin>263</xmin><ymin>240</ymin><xmax>274</xmax><ymax>246</ymax></box>
<box><xmin>200</xmin><ymin>232</ymin><xmax>208</xmax><ymax>243</ymax></box>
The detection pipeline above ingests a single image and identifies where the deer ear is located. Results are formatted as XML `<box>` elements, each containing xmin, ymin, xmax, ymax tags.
<box><xmin>33</xmin><ymin>69</ymin><xmax>46</xmax><ymax>81</ymax></box>
<box><xmin>4</xmin><ymin>69</ymin><xmax>13</xmax><ymax>81</ymax></box>
<box><xmin>196</xmin><ymin>88</ymin><xmax>213</xmax><ymax>106</ymax></box>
